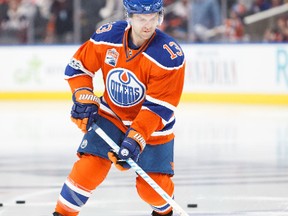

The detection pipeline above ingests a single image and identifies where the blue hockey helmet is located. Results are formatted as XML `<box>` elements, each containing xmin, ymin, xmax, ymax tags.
<box><xmin>123</xmin><ymin>0</ymin><xmax>163</xmax><ymax>14</ymax></box>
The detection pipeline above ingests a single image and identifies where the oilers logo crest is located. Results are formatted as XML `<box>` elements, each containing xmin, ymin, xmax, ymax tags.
<box><xmin>105</xmin><ymin>48</ymin><xmax>119</xmax><ymax>67</ymax></box>
<box><xmin>106</xmin><ymin>68</ymin><xmax>145</xmax><ymax>107</ymax></box>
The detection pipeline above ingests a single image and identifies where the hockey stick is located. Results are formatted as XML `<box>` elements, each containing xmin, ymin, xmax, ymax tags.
<box><xmin>92</xmin><ymin>123</ymin><xmax>189</xmax><ymax>216</ymax></box>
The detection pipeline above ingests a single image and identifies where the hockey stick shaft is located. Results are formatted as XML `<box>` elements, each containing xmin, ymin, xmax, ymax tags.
<box><xmin>93</xmin><ymin>123</ymin><xmax>189</xmax><ymax>216</ymax></box>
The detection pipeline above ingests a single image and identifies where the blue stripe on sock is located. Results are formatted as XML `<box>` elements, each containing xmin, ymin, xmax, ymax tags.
<box><xmin>60</xmin><ymin>183</ymin><xmax>89</xmax><ymax>207</ymax></box>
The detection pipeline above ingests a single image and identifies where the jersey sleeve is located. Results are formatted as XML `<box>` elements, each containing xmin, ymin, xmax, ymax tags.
<box><xmin>64</xmin><ymin>21</ymin><xmax>126</xmax><ymax>92</ymax></box>
<box><xmin>131</xmin><ymin>64</ymin><xmax>185</xmax><ymax>142</ymax></box>
<box><xmin>64</xmin><ymin>40</ymin><xmax>102</xmax><ymax>91</ymax></box>
<box><xmin>131</xmin><ymin>36</ymin><xmax>186</xmax><ymax>143</ymax></box>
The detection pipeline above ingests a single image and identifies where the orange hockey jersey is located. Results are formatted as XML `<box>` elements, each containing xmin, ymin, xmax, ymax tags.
<box><xmin>65</xmin><ymin>21</ymin><xmax>185</xmax><ymax>145</ymax></box>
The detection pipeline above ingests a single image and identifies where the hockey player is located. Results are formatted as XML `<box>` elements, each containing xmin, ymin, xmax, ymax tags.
<box><xmin>53</xmin><ymin>0</ymin><xmax>185</xmax><ymax>215</ymax></box>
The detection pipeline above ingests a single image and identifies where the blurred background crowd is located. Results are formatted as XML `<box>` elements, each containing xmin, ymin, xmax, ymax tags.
<box><xmin>0</xmin><ymin>0</ymin><xmax>288</xmax><ymax>45</ymax></box>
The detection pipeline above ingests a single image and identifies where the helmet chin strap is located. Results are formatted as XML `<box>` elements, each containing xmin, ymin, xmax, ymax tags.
<box><xmin>158</xmin><ymin>14</ymin><xmax>163</xmax><ymax>26</ymax></box>
<box><xmin>158</xmin><ymin>8</ymin><xmax>164</xmax><ymax>25</ymax></box>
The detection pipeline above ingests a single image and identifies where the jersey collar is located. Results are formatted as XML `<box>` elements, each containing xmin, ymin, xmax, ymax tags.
<box><xmin>123</xmin><ymin>27</ymin><xmax>156</xmax><ymax>62</ymax></box>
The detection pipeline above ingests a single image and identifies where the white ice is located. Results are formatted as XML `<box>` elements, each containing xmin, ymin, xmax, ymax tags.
<box><xmin>0</xmin><ymin>101</ymin><xmax>288</xmax><ymax>216</ymax></box>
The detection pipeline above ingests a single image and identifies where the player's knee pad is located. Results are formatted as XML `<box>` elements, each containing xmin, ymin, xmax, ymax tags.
<box><xmin>69</xmin><ymin>154</ymin><xmax>111</xmax><ymax>190</ymax></box>
<box><xmin>136</xmin><ymin>173</ymin><xmax>174</xmax><ymax>214</ymax></box>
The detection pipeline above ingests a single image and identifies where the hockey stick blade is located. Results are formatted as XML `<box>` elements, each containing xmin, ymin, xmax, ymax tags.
<box><xmin>92</xmin><ymin>123</ymin><xmax>189</xmax><ymax>216</ymax></box>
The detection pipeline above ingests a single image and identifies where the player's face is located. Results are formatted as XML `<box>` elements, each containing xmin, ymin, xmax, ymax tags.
<box><xmin>130</xmin><ymin>13</ymin><xmax>159</xmax><ymax>47</ymax></box>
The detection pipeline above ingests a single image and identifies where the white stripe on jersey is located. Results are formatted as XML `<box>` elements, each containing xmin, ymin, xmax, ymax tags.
<box><xmin>145</xmin><ymin>95</ymin><xmax>176</xmax><ymax>113</ymax></box>
<box><xmin>151</xmin><ymin>128</ymin><xmax>174</xmax><ymax>137</ymax></box>
<box><xmin>89</xmin><ymin>38</ymin><xmax>123</xmax><ymax>47</ymax></box>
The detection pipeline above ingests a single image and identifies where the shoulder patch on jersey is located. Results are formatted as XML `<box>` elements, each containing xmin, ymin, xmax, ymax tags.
<box><xmin>145</xmin><ymin>29</ymin><xmax>185</xmax><ymax>68</ymax></box>
<box><xmin>106</xmin><ymin>68</ymin><xmax>146</xmax><ymax>107</ymax></box>
<box><xmin>91</xmin><ymin>21</ymin><xmax>128</xmax><ymax>44</ymax></box>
